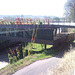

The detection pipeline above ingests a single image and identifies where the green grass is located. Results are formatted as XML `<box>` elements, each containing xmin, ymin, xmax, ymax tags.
<box><xmin>0</xmin><ymin>43</ymin><xmax>58</xmax><ymax>75</ymax></box>
<box><xmin>24</xmin><ymin>43</ymin><xmax>52</xmax><ymax>51</ymax></box>
<box><xmin>73</xmin><ymin>40</ymin><xmax>75</xmax><ymax>43</ymax></box>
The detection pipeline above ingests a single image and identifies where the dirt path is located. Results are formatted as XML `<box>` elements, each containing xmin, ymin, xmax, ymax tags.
<box><xmin>12</xmin><ymin>52</ymin><xmax>64</xmax><ymax>75</ymax></box>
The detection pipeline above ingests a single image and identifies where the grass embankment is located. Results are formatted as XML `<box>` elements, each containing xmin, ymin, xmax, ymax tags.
<box><xmin>0</xmin><ymin>43</ymin><xmax>59</xmax><ymax>75</ymax></box>
<box><xmin>46</xmin><ymin>49</ymin><xmax>75</xmax><ymax>75</ymax></box>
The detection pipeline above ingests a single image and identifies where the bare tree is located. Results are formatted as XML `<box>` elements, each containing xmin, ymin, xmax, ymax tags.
<box><xmin>65</xmin><ymin>0</ymin><xmax>75</xmax><ymax>22</ymax></box>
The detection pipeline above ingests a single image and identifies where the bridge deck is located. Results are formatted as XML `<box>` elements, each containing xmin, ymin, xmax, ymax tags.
<box><xmin>0</xmin><ymin>24</ymin><xmax>75</xmax><ymax>45</ymax></box>
<box><xmin>0</xmin><ymin>24</ymin><xmax>75</xmax><ymax>29</ymax></box>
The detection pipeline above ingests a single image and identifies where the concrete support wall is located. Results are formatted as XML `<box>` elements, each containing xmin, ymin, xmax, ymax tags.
<box><xmin>53</xmin><ymin>28</ymin><xmax>61</xmax><ymax>36</ymax></box>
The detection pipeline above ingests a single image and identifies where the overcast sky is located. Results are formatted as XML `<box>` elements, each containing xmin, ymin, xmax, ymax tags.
<box><xmin>0</xmin><ymin>0</ymin><xmax>67</xmax><ymax>17</ymax></box>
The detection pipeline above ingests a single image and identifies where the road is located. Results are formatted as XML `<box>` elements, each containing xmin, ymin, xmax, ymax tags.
<box><xmin>13</xmin><ymin>52</ymin><xmax>64</xmax><ymax>75</ymax></box>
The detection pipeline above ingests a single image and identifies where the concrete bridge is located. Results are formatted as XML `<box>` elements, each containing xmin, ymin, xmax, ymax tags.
<box><xmin>0</xmin><ymin>23</ymin><xmax>75</xmax><ymax>45</ymax></box>
<box><xmin>0</xmin><ymin>23</ymin><xmax>75</xmax><ymax>29</ymax></box>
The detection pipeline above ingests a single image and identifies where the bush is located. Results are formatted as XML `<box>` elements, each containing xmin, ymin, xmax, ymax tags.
<box><xmin>8</xmin><ymin>53</ymin><xmax>11</xmax><ymax>58</ymax></box>
<box><xmin>9</xmin><ymin>57</ymin><xmax>13</xmax><ymax>64</ymax></box>
<box><xmin>18</xmin><ymin>46</ymin><xmax>23</xmax><ymax>59</ymax></box>
<box><xmin>22</xmin><ymin>49</ymin><xmax>26</xmax><ymax>57</ymax></box>
<box><xmin>8</xmin><ymin>53</ymin><xmax>17</xmax><ymax>64</ymax></box>
<box><xmin>8</xmin><ymin>53</ymin><xmax>13</xmax><ymax>64</ymax></box>
<box><xmin>13</xmin><ymin>56</ymin><xmax>17</xmax><ymax>63</ymax></box>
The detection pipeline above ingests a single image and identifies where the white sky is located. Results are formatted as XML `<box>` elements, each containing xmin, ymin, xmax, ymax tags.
<box><xmin>0</xmin><ymin>0</ymin><xmax>67</xmax><ymax>17</ymax></box>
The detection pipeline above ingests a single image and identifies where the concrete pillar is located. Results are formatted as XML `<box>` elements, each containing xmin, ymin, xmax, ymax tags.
<box><xmin>48</xmin><ymin>19</ymin><xmax>49</xmax><ymax>25</ymax></box>
<box><xmin>6</xmin><ymin>31</ymin><xmax>9</xmax><ymax>37</ymax></box>
<box><xmin>23</xmin><ymin>31</ymin><xmax>25</xmax><ymax>37</ymax></box>
<box><xmin>22</xmin><ymin>31</ymin><xmax>23</xmax><ymax>37</ymax></box>
<box><xmin>44</xmin><ymin>20</ymin><xmax>45</xmax><ymax>24</ymax></box>
<box><xmin>59</xmin><ymin>28</ymin><xmax>61</xmax><ymax>34</ymax></box>
<box><xmin>14</xmin><ymin>29</ymin><xmax>16</xmax><ymax>37</ymax></box>
<box><xmin>45</xmin><ymin>44</ymin><xmax>46</xmax><ymax>50</ymax></box>
<box><xmin>23</xmin><ymin>42</ymin><xmax>25</xmax><ymax>47</ymax></box>
<box><xmin>55</xmin><ymin>28</ymin><xmax>57</xmax><ymax>35</ymax></box>
<box><xmin>14</xmin><ymin>33</ymin><xmax>16</xmax><ymax>37</ymax></box>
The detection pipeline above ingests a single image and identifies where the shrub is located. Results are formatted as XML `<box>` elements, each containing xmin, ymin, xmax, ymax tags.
<box><xmin>18</xmin><ymin>46</ymin><xmax>23</xmax><ymax>59</ymax></box>
<box><xmin>13</xmin><ymin>56</ymin><xmax>17</xmax><ymax>63</ymax></box>
<box><xmin>8</xmin><ymin>53</ymin><xmax>13</xmax><ymax>64</ymax></box>
<box><xmin>19</xmin><ymin>49</ymin><xmax>23</xmax><ymax>59</ymax></box>
<box><xmin>41</xmin><ymin>44</ymin><xmax>44</xmax><ymax>49</ymax></box>
<box><xmin>22</xmin><ymin>48</ymin><xmax>26</xmax><ymax>58</ymax></box>
<box><xmin>9</xmin><ymin>57</ymin><xmax>13</xmax><ymax>64</ymax></box>
<box><xmin>16</xmin><ymin>47</ymin><xmax>20</xmax><ymax>60</ymax></box>
<box><xmin>8</xmin><ymin>53</ymin><xmax>17</xmax><ymax>64</ymax></box>
<box><xmin>8</xmin><ymin>53</ymin><xmax>11</xmax><ymax>58</ymax></box>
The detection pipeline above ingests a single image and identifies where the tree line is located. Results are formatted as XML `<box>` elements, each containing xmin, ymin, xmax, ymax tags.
<box><xmin>65</xmin><ymin>0</ymin><xmax>75</xmax><ymax>22</ymax></box>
